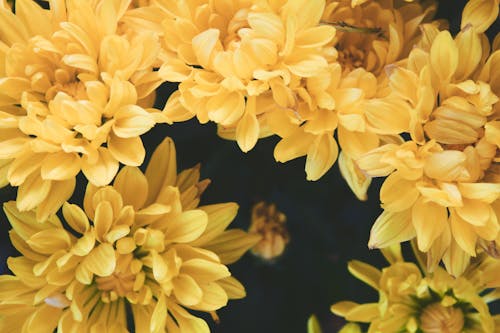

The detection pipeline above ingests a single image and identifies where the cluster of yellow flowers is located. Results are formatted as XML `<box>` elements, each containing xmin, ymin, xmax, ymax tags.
<box><xmin>0</xmin><ymin>0</ymin><xmax>498</xmax><ymax>332</ymax></box>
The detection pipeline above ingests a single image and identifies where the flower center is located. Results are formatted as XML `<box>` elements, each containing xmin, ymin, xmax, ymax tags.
<box><xmin>420</xmin><ymin>302</ymin><xmax>464</xmax><ymax>333</ymax></box>
<box><xmin>95</xmin><ymin>271</ymin><xmax>136</xmax><ymax>298</ymax></box>
<box><xmin>337</xmin><ymin>46</ymin><xmax>366</xmax><ymax>71</ymax></box>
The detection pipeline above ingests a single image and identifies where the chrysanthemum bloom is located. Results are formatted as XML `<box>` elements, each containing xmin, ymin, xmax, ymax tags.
<box><xmin>0</xmin><ymin>137</ymin><xmax>260</xmax><ymax>332</ymax></box>
<box><xmin>269</xmin><ymin>0</ymin><xmax>438</xmax><ymax>183</ymax></box>
<box><xmin>0</xmin><ymin>0</ymin><xmax>167</xmax><ymax>221</ymax></box>
<box><xmin>248</xmin><ymin>201</ymin><xmax>289</xmax><ymax>260</ymax></box>
<box><xmin>123</xmin><ymin>0</ymin><xmax>336</xmax><ymax>153</ymax></box>
<box><xmin>356</xmin><ymin>8</ymin><xmax>500</xmax><ymax>275</ymax></box>
<box><xmin>331</xmin><ymin>245</ymin><xmax>500</xmax><ymax>333</ymax></box>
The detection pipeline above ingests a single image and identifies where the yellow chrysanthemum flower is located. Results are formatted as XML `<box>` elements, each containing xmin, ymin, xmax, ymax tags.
<box><xmin>0</xmin><ymin>0</ymin><xmax>167</xmax><ymax>221</ymax></box>
<box><xmin>0</xmin><ymin>137</ymin><xmax>260</xmax><ymax>332</ymax></box>
<box><xmin>331</xmin><ymin>244</ymin><xmax>500</xmax><ymax>333</ymax></box>
<box><xmin>268</xmin><ymin>0</ymin><xmax>438</xmax><ymax>183</ymax></box>
<box><xmin>124</xmin><ymin>0</ymin><xmax>336</xmax><ymax>153</ymax></box>
<box><xmin>356</xmin><ymin>8</ymin><xmax>500</xmax><ymax>275</ymax></box>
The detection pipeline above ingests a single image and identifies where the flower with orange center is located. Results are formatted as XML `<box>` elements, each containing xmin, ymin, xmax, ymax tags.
<box><xmin>123</xmin><ymin>0</ymin><xmax>336</xmax><ymax>153</ymax></box>
<box><xmin>0</xmin><ymin>0</ymin><xmax>167</xmax><ymax>221</ymax></box>
<box><xmin>356</xmin><ymin>4</ymin><xmax>500</xmax><ymax>275</ymax></box>
<box><xmin>331</xmin><ymin>244</ymin><xmax>500</xmax><ymax>333</ymax></box>
<box><xmin>0</xmin><ymin>137</ymin><xmax>260</xmax><ymax>332</ymax></box>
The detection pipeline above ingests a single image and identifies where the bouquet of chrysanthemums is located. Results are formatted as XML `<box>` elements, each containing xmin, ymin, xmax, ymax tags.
<box><xmin>0</xmin><ymin>0</ymin><xmax>498</xmax><ymax>332</ymax></box>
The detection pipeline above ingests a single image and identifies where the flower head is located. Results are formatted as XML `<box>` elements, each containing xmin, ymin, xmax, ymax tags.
<box><xmin>331</xmin><ymin>244</ymin><xmax>500</xmax><ymax>333</ymax></box>
<box><xmin>124</xmin><ymin>0</ymin><xmax>335</xmax><ymax>153</ymax></box>
<box><xmin>0</xmin><ymin>0</ymin><xmax>167</xmax><ymax>221</ymax></box>
<box><xmin>357</xmin><ymin>9</ymin><xmax>500</xmax><ymax>275</ymax></box>
<box><xmin>248</xmin><ymin>201</ymin><xmax>289</xmax><ymax>260</ymax></box>
<box><xmin>0</xmin><ymin>137</ymin><xmax>260</xmax><ymax>332</ymax></box>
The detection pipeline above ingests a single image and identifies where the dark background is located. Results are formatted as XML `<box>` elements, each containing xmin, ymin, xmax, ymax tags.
<box><xmin>0</xmin><ymin>1</ymin><xmax>498</xmax><ymax>332</ymax></box>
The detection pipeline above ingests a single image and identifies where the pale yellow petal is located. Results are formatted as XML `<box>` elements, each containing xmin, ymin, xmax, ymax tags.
<box><xmin>113</xmin><ymin>166</ymin><xmax>148</xmax><ymax>210</ymax></box>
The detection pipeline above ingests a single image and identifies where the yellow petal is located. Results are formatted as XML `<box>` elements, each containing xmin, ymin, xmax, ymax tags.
<box><xmin>82</xmin><ymin>147</ymin><xmax>119</xmax><ymax>187</ymax></box>
<box><xmin>207</xmin><ymin>91</ymin><xmax>245</xmax><ymax>127</ymax></box>
<box><xmin>190</xmin><ymin>203</ymin><xmax>238</xmax><ymax>246</ymax></box>
<box><xmin>274</xmin><ymin>128</ymin><xmax>315</xmax><ymax>163</ymax></box>
<box><xmin>145</xmin><ymin>137</ymin><xmax>177</xmax><ymax>205</ymax></box>
<box><xmin>338</xmin><ymin>152</ymin><xmax>371</xmax><ymax>201</ymax></box>
<box><xmin>108</xmin><ymin>134</ymin><xmax>145</xmax><ymax>166</ymax></box>
<box><xmin>41</xmin><ymin>152</ymin><xmax>81</xmax><ymax>181</ymax></box>
<box><xmin>380</xmin><ymin>173</ymin><xmax>420</xmax><ymax>212</ymax></box>
<box><xmin>112</xmin><ymin>105</ymin><xmax>155</xmax><ymax>138</ymax></box>
<box><xmin>16</xmin><ymin>173</ymin><xmax>51</xmax><ymax>212</ymax></box>
<box><xmin>164</xmin><ymin>210</ymin><xmax>208</xmax><ymax>243</ymax></box>
<box><xmin>150</xmin><ymin>295</ymin><xmax>167</xmax><ymax>333</ymax></box>
<box><xmin>113</xmin><ymin>166</ymin><xmax>148</xmax><ymax>210</ymax></box>
<box><xmin>192</xmin><ymin>29</ymin><xmax>221</xmax><ymax>69</ymax></box>
<box><xmin>368</xmin><ymin>210</ymin><xmax>415</xmax><ymax>249</ymax></box>
<box><xmin>430</xmin><ymin>31</ymin><xmax>458</xmax><ymax>82</ymax></box>
<box><xmin>173</xmin><ymin>274</ymin><xmax>203</xmax><ymax>306</ymax></box>
<box><xmin>236</xmin><ymin>99</ymin><xmax>259</xmax><ymax>153</ymax></box>
<box><xmin>217</xmin><ymin>276</ymin><xmax>246</xmax><ymax>299</ymax></box>
<box><xmin>412</xmin><ymin>197</ymin><xmax>448</xmax><ymax>252</ymax></box>
<box><xmin>450</xmin><ymin>210</ymin><xmax>477</xmax><ymax>256</ymax></box>
<box><xmin>84</xmin><ymin>243</ymin><xmax>116</xmax><ymax>277</ymax></box>
<box><xmin>94</xmin><ymin>201</ymin><xmax>114</xmax><ymax>242</ymax></box>
<box><xmin>454</xmin><ymin>26</ymin><xmax>482</xmax><ymax>81</ymax></box>
<box><xmin>305</xmin><ymin>133</ymin><xmax>338</xmax><ymax>181</ymax></box>
<box><xmin>204</xmin><ymin>230</ymin><xmax>261</xmax><ymax>265</ymax></box>
<box><xmin>180</xmin><ymin>259</ymin><xmax>230</xmax><ymax>283</ymax></box>
<box><xmin>62</xmin><ymin>202</ymin><xmax>89</xmax><ymax>234</ymax></box>
<box><xmin>455</xmin><ymin>198</ymin><xmax>491</xmax><ymax>226</ymax></box>
<box><xmin>27</xmin><ymin>229</ymin><xmax>71</xmax><ymax>254</ymax></box>
<box><xmin>347</xmin><ymin>260</ymin><xmax>380</xmax><ymax>290</ymax></box>
<box><xmin>307</xmin><ymin>315</ymin><xmax>322</xmax><ymax>333</ymax></box>
<box><xmin>461</xmin><ymin>0</ymin><xmax>500</xmax><ymax>33</ymax></box>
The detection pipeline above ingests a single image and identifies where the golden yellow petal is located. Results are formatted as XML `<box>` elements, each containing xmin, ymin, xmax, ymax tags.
<box><xmin>145</xmin><ymin>137</ymin><xmax>177</xmax><ymax>205</ymax></box>
<box><xmin>16</xmin><ymin>173</ymin><xmax>51</xmax><ymax>212</ymax></box>
<box><xmin>113</xmin><ymin>166</ymin><xmax>148</xmax><ymax>210</ymax></box>
<box><xmin>368</xmin><ymin>209</ymin><xmax>415</xmax><ymax>249</ymax></box>
<box><xmin>455</xmin><ymin>198</ymin><xmax>491</xmax><ymax>226</ymax></box>
<box><xmin>412</xmin><ymin>197</ymin><xmax>448</xmax><ymax>252</ymax></box>
<box><xmin>83</xmin><ymin>243</ymin><xmax>116</xmax><ymax>277</ymax></box>
<box><xmin>27</xmin><ymin>229</ymin><xmax>71</xmax><ymax>254</ymax></box>
<box><xmin>207</xmin><ymin>91</ymin><xmax>245</xmax><ymax>127</ymax></box>
<box><xmin>112</xmin><ymin>105</ymin><xmax>155</xmax><ymax>138</ymax></box>
<box><xmin>7</xmin><ymin>152</ymin><xmax>45</xmax><ymax>186</ymax></box>
<box><xmin>204</xmin><ymin>230</ymin><xmax>261</xmax><ymax>265</ymax></box>
<box><xmin>40</xmin><ymin>151</ymin><xmax>81</xmax><ymax>181</ymax></box>
<box><xmin>442</xmin><ymin>238</ymin><xmax>470</xmax><ymax>277</ymax></box>
<box><xmin>173</xmin><ymin>273</ymin><xmax>203</xmax><ymax>306</ymax></box>
<box><xmin>236</xmin><ymin>99</ymin><xmax>259</xmax><ymax>153</ymax></box>
<box><xmin>217</xmin><ymin>276</ymin><xmax>246</xmax><ymax>299</ymax></box>
<box><xmin>108</xmin><ymin>134</ymin><xmax>145</xmax><ymax>166</ymax></box>
<box><xmin>347</xmin><ymin>260</ymin><xmax>380</xmax><ymax>290</ymax></box>
<box><xmin>62</xmin><ymin>202</ymin><xmax>90</xmax><ymax>234</ymax></box>
<box><xmin>274</xmin><ymin>128</ymin><xmax>315</xmax><ymax>163</ymax></box>
<box><xmin>150</xmin><ymin>295</ymin><xmax>167</xmax><ymax>333</ymax></box>
<box><xmin>454</xmin><ymin>26</ymin><xmax>482</xmax><ymax>81</ymax></box>
<box><xmin>305</xmin><ymin>133</ymin><xmax>338</xmax><ymax>181</ymax></box>
<box><xmin>430</xmin><ymin>31</ymin><xmax>458</xmax><ymax>82</ymax></box>
<box><xmin>450</xmin><ymin>210</ymin><xmax>477</xmax><ymax>256</ymax></box>
<box><xmin>338</xmin><ymin>152</ymin><xmax>371</xmax><ymax>201</ymax></box>
<box><xmin>94</xmin><ymin>201</ymin><xmax>114</xmax><ymax>242</ymax></box>
<box><xmin>461</xmin><ymin>0</ymin><xmax>500</xmax><ymax>33</ymax></box>
<box><xmin>164</xmin><ymin>210</ymin><xmax>208</xmax><ymax>243</ymax></box>
<box><xmin>190</xmin><ymin>203</ymin><xmax>238</xmax><ymax>246</ymax></box>
<box><xmin>180</xmin><ymin>259</ymin><xmax>230</xmax><ymax>283</ymax></box>
<box><xmin>380</xmin><ymin>173</ymin><xmax>420</xmax><ymax>212</ymax></box>
<box><xmin>192</xmin><ymin>29</ymin><xmax>221</xmax><ymax>69</ymax></box>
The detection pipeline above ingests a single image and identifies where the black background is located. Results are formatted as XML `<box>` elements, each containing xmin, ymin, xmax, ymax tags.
<box><xmin>0</xmin><ymin>1</ymin><xmax>498</xmax><ymax>332</ymax></box>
